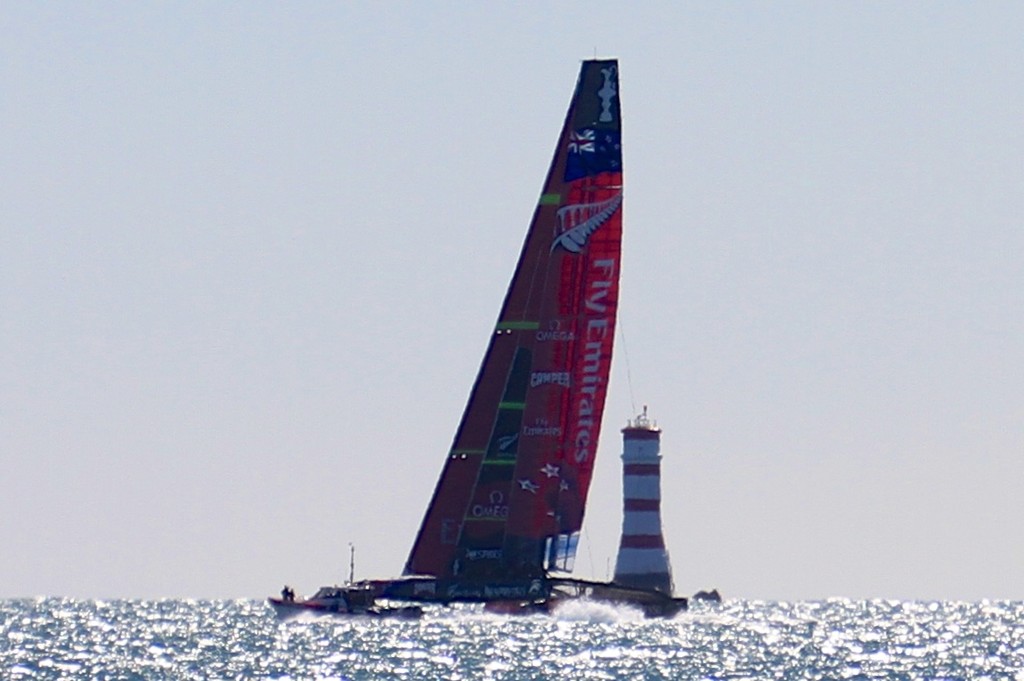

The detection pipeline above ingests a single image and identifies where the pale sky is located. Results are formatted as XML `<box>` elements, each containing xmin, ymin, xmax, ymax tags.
<box><xmin>2</xmin><ymin>2</ymin><xmax>1022</xmax><ymax>601</ymax></box>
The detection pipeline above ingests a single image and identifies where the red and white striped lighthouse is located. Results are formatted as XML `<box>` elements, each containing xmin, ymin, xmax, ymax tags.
<box><xmin>613</xmin><ymin>406</ymin><xmax>674</xmax><ymax>594</ymax></box>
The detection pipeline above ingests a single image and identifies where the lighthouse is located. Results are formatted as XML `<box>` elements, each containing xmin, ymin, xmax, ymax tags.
<box><xmin>613</xmin><ymin>406</ymin><xmax>674</xmax><ymax>594</ymax></box>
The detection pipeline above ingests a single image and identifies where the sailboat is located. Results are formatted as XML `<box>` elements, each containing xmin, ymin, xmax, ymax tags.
<box><xmin>269</xmin><ymin>59</ymin><xmax>687</xmax><ymax>619</ymax></box>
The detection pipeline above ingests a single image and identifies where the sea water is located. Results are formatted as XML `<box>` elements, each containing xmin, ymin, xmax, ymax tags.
<box><xmin>2</xmin><ymin>598</ymin><xmax>1023</xmax><ymax>680</ymax></box>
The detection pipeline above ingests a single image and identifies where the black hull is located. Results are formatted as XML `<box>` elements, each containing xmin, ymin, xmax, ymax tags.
<box><xmin>268</xmin><ymin>597</ymin><xmax>423</xmax><ymax>620</ymax></box>
<box><xmin>374</xmin><ymin>576</ymin><xmax>688</xmax><ymax>619</ymax></box>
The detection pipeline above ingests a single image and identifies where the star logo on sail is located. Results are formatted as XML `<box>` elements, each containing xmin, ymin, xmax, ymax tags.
<box><xmin>518</xmin><ymin>479</ymin><xmax>539</xmax><ymax>494</ymax></box>
<box><xmin>540</xmin><ymin>463</ymin><xmax>560</xmax><ymax>478</ymax></box>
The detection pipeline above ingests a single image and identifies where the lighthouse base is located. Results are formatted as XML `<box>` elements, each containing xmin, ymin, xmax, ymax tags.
<box><xmin>612</xmin><ymin>572</ymin><xmax>672</xmax><ymax>595</ymax></box>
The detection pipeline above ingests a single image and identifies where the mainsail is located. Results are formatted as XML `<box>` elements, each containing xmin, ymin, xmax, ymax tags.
<box><xmin>405</xmin><ymin>60</ymin><xmax>623</xmax><ymax>583</ymax></box>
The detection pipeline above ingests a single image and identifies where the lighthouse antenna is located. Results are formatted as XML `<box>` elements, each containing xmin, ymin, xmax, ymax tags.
<box><xmin>348</xmin><ymin>543</ymin><xmax>355</xmax><ymax>584</ymax></box>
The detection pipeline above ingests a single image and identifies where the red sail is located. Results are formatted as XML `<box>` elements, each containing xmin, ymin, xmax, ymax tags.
<box><xmin>405</xmin><ymin>60</ymin><xmax>622</xmax><ymax>580</ymax></box>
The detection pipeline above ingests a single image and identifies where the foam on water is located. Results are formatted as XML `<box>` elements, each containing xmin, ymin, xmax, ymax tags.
<box><xmin>3</xmin><ymin>598</ymin><xmax>1024</xmax><ymax>679</ymax></box>
<box><xmin>550</xmin><ymin>598</ymin><xmax>646</xmax><ymax>624</ymax></box>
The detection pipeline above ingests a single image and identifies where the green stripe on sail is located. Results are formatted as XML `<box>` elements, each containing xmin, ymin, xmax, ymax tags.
<box><xmin>499</xmin><ymin>401</ymin><xmax>525</xmax><ymax>411</ymax></box>
<box><xmin>539</xmin><ymin>193</ymin><xmax>561</xmax><ymax>205</ymax></box>
<box><xmin>482</xmin><ymin>459</ymin><xmax>516</xmax><ymax>466</ymax></box>
<box><xmin>496</xmin><ymin>321</ymin><xmax>539</xmax><ymax>331</ymax></box>
<box><xmin>465</xmin><ymin>516</ymin><xmax>507</xmax><ymax>523</ymax></box>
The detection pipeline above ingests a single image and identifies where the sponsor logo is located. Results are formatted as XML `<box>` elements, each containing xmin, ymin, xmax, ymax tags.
<box><xmin>466</xmin><ymin>549</ymin><xmax>502</xmax><ymax>561</ymax></box>
<box><xmin>470</xmin><ymin>503</ymin><xmax>509</xmax><ymax>519</ymax></box>
<box><xmin>536</xmin><ymin>329</ymin><xmax>574</xmax><ymax>342</ymax></box>
<box><xmin>530</xmin><ymin>371</ymin><xmax>570</xmax><ymax>388</ymax></box>
<box><xmin>523</xmin><ymin>418</ymin><xmax>562</xmax><ymax>437</ymax></box>
<box><xmin>536</xmin><ymin>320</ymin><xmax>574</xmax><ymax>342</ymax></box>
<box><xmin>572</xmin><ymin>258</ymin><xmax>616</xmax><ymax>464</ymax></box>
<box><xmin>470</xmin><ymin>490</ymin><xmax>508</xmax><ymax>519</ymax></box>
<box><xmin>446</xmin><ymin>582</ymin><xmax>549</xmax><ymax>600</ymax></box>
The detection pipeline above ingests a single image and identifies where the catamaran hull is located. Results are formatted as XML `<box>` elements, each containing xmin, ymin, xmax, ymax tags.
<box><xmin>267</xmin><ymin>597</ymin><xmax>423</xmax><ymax>620</ymax></box>
<box><xmin>378</xmin><ymin>576</ymin><xmax>688</xmax><ymax>619</ymax></box>
<box><xmin>269</xmin><ymin>575</ymin><xmax>692</xmax><ymax>619</ymax></box>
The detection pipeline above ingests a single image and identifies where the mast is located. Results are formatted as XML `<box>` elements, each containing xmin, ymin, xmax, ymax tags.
<box><xmin>405</xmin><ymin>60</ymin><xmax>624</xmax><ymax>582</ymax></box>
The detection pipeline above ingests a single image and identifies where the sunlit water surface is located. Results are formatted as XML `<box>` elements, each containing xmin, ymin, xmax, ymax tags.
<box><xmin>3</xmin><ymin>598</ymin><xmax>1024</xmax><ymax>679</ymax></box>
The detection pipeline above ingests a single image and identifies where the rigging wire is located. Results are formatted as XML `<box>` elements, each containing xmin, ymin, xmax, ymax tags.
<box><xmin>584</xmin><ymin>526</ymin><xmax>596</xmax><ymax>579</ymax></box>
<box><xmin>618</xmin><ymin>314</ymin><xmax>638</xmax><ymax>417</ymax></box>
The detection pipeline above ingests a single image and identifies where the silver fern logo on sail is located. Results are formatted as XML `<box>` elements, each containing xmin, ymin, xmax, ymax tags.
<box><xmin>551</xmin><ymin>192</ymin><xmax>622</xmax><ymax>253</ymax></box>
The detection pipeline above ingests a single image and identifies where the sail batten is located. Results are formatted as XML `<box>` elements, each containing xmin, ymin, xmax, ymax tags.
<box><xmin>405</xmin><ymin>60</ymin><xmax>623</xmax><ymax>582</ymax></box>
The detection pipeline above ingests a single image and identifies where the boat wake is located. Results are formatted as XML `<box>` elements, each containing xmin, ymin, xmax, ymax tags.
<box><xmin>423</xmin><ymin>600</ymin><xmax>645</xmax><ymax>625</ymax></box>
<box><xmin>550</xmin><ymin>598</ymin><xmax>646</xmax><ymax>624</ymax></box>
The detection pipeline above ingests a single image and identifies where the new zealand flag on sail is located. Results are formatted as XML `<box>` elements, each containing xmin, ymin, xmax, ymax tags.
<box><xmin>564</xmin><ymin>129</ymin><xmax>622</xmax><ymax>182</ymax></box>
<box><xmin>563</xmin><ymin>62</ymin><xmax>621</xmax><ymax>182</ymax></box>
